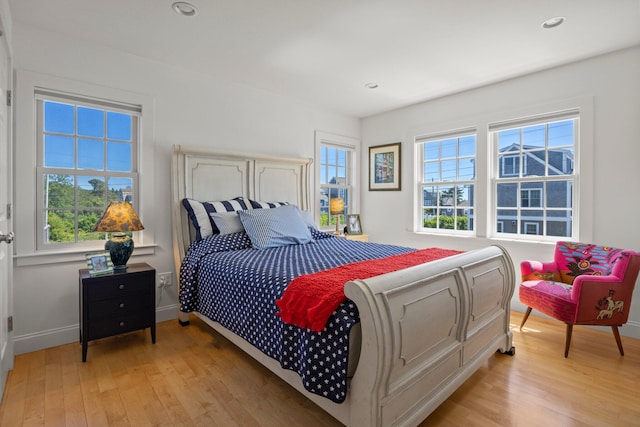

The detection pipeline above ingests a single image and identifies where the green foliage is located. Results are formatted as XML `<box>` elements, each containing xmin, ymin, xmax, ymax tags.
<box><xmin>423</xmin><ymin>215</ymin><xmax>469</xmax><ymax>230</ymax></box>
<box><xmin>45</xmin><ymin>175</ymin><xmax>123</xmax><ymax>243</ymax></box>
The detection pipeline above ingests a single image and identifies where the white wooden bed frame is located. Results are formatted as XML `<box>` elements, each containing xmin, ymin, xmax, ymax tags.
<box><xmin>171</xmin><ymin>144</ymin><xmax>516</xmax><ymax>426</ymax></box>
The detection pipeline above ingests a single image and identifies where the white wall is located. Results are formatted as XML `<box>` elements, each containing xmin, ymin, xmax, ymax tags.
<box><xmin>361</xmin><ymin>46</ymin><xmax>640</xmax><ymax>339</ymax></box>
<box><xmin>11</xmin><ymin>22</ymin><xmax>360</xmax><ymax>354</ymax></box>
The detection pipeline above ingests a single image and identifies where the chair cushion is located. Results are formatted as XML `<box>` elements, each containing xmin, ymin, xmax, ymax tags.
<box><xmin>554</xmin><ymin>242</ymin><xmax>626</xmax><ymax>284</ymax></box>
<box><xmin>519</xmin><ymin>280</ymin><xmax>576</xmax><ymax>323</ymax></box>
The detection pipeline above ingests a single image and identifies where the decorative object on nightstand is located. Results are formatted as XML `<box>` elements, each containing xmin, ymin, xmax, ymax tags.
<box><xmin>79</xmin><ymin>262</ymin><xmax>156</xmax><ymax>362</ymax></box>
<box><xmin>341</xmin><ymin>234</ymin><xmax>369</xmax><ymax>242</ymax></box>
<box><xmin>329</xmin><ymin>197</ymin><xmax>344</xmax><ymax>235</ymax></box>
<box><xmin>346</xmin><ymin>214</ymin><xmax>362</xmax><ymax>235</ymax></box>
<box><xmin>93</xmin><ymin>201</ymin><xmax>144</xmax><ymax>271</ymax></box>
<box><xmin>85</xmin><ymin>251</ymin><xmax>114</xmax><ymax>277</ymax></box>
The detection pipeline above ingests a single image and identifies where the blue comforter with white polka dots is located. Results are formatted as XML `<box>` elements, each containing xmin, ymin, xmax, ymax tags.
<box><xmin>179</xmin><ymin>229</ymin><xmax>413</xmax><ymax>403</ymax></box>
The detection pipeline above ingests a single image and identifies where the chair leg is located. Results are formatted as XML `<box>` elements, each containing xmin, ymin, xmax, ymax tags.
<box><xmin>611</xmin><ymin>326</ymin><xmax>624</xmax><ymax>356</ymax></box>
<box><xmin>564</xmin><ymin>324</ymin><xmax>573</xmax><ymax>358</ymax></box>
<box><xmin>520</xmin><ymin>307</ymin><xmax>533</xmax><ymax>329</ymax></box>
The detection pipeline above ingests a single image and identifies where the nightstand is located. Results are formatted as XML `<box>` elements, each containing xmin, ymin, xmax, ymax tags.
<box><xmin>79</xmin><ymin>262</ymin><xmax>156</xmax><ymax>362</ymax></box>
<box><xmin>339</xmin><ymin>234</ymin><xmax>369</xmax><ymax>242</ymax></box>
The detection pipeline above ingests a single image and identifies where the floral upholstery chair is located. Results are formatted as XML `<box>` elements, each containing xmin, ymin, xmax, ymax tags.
<box><xmin>519</xmin><ymin>241</ymin><xmax>640</xmax><ymax>357</ymax></box>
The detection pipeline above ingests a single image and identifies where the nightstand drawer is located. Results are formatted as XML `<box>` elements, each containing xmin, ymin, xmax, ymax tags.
<box><xmin>88</xmin><ymin>313</ymin><xmax>151</xmax><ymax>340</ymax></box>
<box><xmin>89</xmin><ymin>293</ymin><xmax>152</xmax><ymax>319</ymax></box>
<box><xmin>87</xmin><ymin>278</ymin><xmax>152</xmax><ymax>300</ymax></box>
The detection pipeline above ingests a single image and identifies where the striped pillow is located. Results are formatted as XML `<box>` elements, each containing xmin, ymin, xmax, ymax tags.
<box><xmin>249</xmin><ymin>199</ymin><xmax>289</xmax><ymax>209</ymax></box>
<box><xmin>182</xmin><ymin>197</ymin><xmax>251</xmax><ymax>241</ymax></box>
<box><xmin>238</xmin><ymin>205</ymin><xmax>312</xmax><ymax>249</ymax></box>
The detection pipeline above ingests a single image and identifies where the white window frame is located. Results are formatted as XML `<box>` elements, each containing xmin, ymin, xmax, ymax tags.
<box><xmin>490</xmin><ymin>109</ymin><xmax>579</xmax><ymax>241</ymax></box>
<box><xmin>35</xmin><ymin>90</ymin><xmax>141</xmax><ymax>251</ymax></box>
<box><xmin>14</xmin><ymin>70</ymin><xmax>155</xmax><ymax>266</ymax></box>
<box><xmin>415</xmin><ymin>128</ymin><xmax>476</xmax><ymax>235</ymax></box>
<box><xmin>314</xmin><ymin>131</ymin><xmax>359</xmax><ymax>233</ymax></box>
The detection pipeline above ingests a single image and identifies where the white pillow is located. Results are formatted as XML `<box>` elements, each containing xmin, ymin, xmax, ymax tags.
<box><xmin>299</xmin><ymin>210</ymin><xmax>317</xmax><ymax>229</ymax></box>
<box><xmin>238</xmin><ymin>205</ymin><xmax>312</xmax><ymax>249</ymax></box>
<box><xmin>210</xmin><ymin>212</ymin><xmax>244</xmax><ymax>235</ymax></box>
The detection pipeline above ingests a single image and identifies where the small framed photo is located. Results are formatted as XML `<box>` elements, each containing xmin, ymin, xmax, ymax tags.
<box><xmin>346</xmin><ymin>214</ymin><xmax>363</xmax><ymax>235</ymax></box>
<box><xmin>369</xmin><ymin>142</ymin><xmax>401</xmax><ymax>191</ymax></box>
<box><xmin>86</xmin><ymin>251</ymin><xmax>113</xmax><ymax>277</ymax></box>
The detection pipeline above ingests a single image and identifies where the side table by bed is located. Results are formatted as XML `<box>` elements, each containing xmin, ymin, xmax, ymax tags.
<box><xmin>79</xmin><ymin>262</ymin><xmax>156</xmax><ymax>362</ymax></box>
<box><xmin>338</xmin><ymin>234</ymin><xmax>369</xmax><ymax>242</ymax></box>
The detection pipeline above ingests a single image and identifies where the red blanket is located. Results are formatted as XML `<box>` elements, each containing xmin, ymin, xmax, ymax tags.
<box><xmin>275</xmin><ymin>248</ymin><xmax>462</xmax><ymax>332</ymax></box>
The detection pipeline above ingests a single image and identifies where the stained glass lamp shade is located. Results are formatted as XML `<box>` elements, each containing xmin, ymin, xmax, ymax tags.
<box><xmin>93</xmin><ymin>201</ymin><xmax>144</xmax><ymax>271</ymax></box>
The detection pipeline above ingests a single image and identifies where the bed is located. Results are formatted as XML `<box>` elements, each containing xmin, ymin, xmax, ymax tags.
<box><xmin>171</xmin><ymin>145</ymin><xmax>516</xmax><ymax>426</ymax></box>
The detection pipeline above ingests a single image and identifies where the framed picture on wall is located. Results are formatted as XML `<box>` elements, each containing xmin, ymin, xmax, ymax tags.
<box><xmin>85</xmin><ymin>251</ymin><xmax>114</xmax><ymax>277</ymax></box>
<box><xmin>369</xmin><ymin>142</ymin><xmax>401</xmax><ymax>191</ymax></box>
<box><xmin>346</xmin><ymin>214</ymin><xmax>363</xmax><ymax>235</ymax></box>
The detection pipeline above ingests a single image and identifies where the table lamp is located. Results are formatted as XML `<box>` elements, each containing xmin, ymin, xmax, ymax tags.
<box><xmin>93</xmin><ymin>201</ymin><xmax>144</xmax><ymax>271</ymax></box>
<box><xmin>329</xmin><ymin>198</ymin><xmax>344</xmax><ymax>235</ymax></box>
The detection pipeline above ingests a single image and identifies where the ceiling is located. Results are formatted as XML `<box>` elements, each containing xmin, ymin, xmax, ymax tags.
<box><xmin>9</xmin><ymin>0</ymin><xmax>640</xmax><ymax>118</ymax></box>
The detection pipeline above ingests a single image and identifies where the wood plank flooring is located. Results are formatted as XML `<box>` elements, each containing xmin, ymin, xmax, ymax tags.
<box><xmin>1</xmin><ymin>311</ymin><xmax>639</xmax><ymax>426</ymax></box>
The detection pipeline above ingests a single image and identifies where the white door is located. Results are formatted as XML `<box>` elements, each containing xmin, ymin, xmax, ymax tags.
<box><xmin>0</xmin><ymin>20</ymin><xmax>13</xmax><ymax>400</ymax></box>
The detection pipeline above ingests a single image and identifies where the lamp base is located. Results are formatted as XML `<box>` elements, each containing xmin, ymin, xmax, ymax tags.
<box><xmin>333</xmin><ymin>214</ymin><xmax>341</xmax><ymax>235</ymax></box>
<box><xmin>105</xmin><ymin>233</ymin><xmax>134</xmax><ymax>271</ymax></box>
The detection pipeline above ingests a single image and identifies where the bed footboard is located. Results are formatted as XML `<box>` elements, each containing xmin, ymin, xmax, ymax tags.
<box><xmin>344</xmin><ymin>245</ymin><xmax>515</xmax><ymax>427</ymax></box>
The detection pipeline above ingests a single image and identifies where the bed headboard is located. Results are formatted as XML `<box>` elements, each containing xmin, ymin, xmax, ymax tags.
<box><xmin>171</xmin><ymin>144</ymin><xmax>313</xmax><ymax>271</ymax></box>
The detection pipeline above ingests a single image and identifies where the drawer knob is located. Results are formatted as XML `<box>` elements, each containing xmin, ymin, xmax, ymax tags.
<box><xmin>119</xmin><ymin>303</ymin><xmax>125</xmax><ymax>309</ymax></box>
<box><xmin>119</xmin><ymin>321</ymin><xmax>125</xmax><ymax>327</ymax></box>
<box><xmin>118</xmin><ymin>284</ymin><xmax>125</xmax><ymax>290</ymax></box>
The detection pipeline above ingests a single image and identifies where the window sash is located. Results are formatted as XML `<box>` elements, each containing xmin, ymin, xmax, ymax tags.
<box><xmin>491</xmin><ymin>115</ymin><xmax>577</xmax><ymax>240</ymax></box>
<box><xmin>319</xmin><ymin>144</ymin><xmax>353</xmax><ymax>230</ymax></box>
<box><xmin>417</xmin><ymin>130</ymin><xmax>477</xmax><ymax>234</ymax></box>
<box><xmin>35</xmin><ymin>93</ymin><xmax>141</xmax><ymax>250</ymax></box>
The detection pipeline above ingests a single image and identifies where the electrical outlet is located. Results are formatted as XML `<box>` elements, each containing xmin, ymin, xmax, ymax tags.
<box><xmin>158</xmin><ymin>272</ymin><xmax>173</xmax><ymax>288</ymax></box>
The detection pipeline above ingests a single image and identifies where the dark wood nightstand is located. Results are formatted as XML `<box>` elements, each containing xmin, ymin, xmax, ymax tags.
<box><xmin>79</xmin><ymin>262</ymin><xmax>156</xmax><ymax>362</ymax></box>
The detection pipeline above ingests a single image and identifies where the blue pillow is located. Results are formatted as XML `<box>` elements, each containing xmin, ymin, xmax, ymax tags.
<box><xmin>182</xmin><ymin>197</ymin><xmax>251</xmax><ymax>240</ymax></box>
<box><xmin>238</xmin><ymin>205</ymin><xmax>312</xmax><ymax>249</ymax></box>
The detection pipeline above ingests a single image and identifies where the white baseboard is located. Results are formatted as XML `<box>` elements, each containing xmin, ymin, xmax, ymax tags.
<box><xmin>14</xmin><ymin>304</ymin><xmax>179</xmax><ymax>355</ymax></box>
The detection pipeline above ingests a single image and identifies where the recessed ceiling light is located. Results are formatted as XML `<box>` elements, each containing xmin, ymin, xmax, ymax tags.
<box><xmin>172</xmin><ymin>2</ymin><xmax>198</xmax><ymax>17</ymax></box>
<box><xmin>542</xmin><ymin>16</ymin><xmax>565</xmax><ymax>29</ymax></box>
<box><xmin>364</xmin><ymin>82</ymin><xmax>379</xmax><ymax>89</ymax></box>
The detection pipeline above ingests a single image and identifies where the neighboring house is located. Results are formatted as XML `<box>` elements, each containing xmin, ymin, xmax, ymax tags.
<box><xmin>497</xmin><ymin>144</ymin><xmax>574</xmax><ymax>235</ymax></box>
<box><xmin>421</xmin><ymin>143</ymin><xmax>574</xmax><ymax>236</ymax></box>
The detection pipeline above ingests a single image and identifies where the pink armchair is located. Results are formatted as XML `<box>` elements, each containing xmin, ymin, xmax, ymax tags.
<box><xmin>519</xmin><ymin>241</ymin><xmax>640</xmax><ymax>357</ymax></box>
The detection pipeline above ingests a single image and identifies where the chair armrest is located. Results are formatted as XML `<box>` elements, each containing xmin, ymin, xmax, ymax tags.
<box><xmin>571</xmin><ymin>274</ymin><xmax>632</xmax><ymax>323</ymax></box>
<box><xmin>520</xmin><ymin>260</ymin><xmax>560</xmax><ymax>281</ymax></box>
<box><xmin>570</xmin><ymin>274</ymin><xmax>623</xmax><ymax>300</ymax></box>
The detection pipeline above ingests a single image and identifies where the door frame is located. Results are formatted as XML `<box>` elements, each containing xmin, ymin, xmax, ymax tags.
<box><xmin>0</xmin><ymin>7</ymin><xmax>14</xmax><ymax>402</ymax></box>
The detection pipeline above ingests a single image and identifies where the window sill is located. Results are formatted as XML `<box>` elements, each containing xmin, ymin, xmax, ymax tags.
<box><xmin>14</xmin><ymin>244</ymin><xmax>157</xmax><ymax>267</ymax></box>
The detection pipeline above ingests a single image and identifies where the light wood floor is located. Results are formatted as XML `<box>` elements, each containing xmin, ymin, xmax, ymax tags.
<box><xmin>1</xmin><ymin>311</ymin><xmax>639</xmax><ymax>426</ymax></box>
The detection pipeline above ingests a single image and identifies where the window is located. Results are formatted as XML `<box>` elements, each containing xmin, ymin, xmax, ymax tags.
<box><xmin>319</xmin><ymin>145</ymin><xmax>351</xmax><ymax>229</ymax></box>
<box><xmin>315</xmin><ymin>131</ymin><xmax>358</xmax><ymax>233</ymax></box>
<box><xmin>521</xmin><ymin>189</ymin><xmax>542</xmax><ymax>208</ymax></box>
<box><xmin>491</xmin><ymin>112</ymin><xmax>577</xmax><ymax>239</ymax></box>
<box><xmin>417</xmin><ymin>130</ymin><xmax>476</xmax><ymax>233</ymax></box>
<box><xmin>36</xmin><ymin>90</ymin><xmax>141</xmax><ymax>249</ymax></box>
<box><xmin>501</xmin><ymin>155</ymin><xmax>521</xmax><ymax>176</ymax></box>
